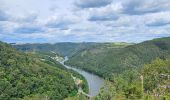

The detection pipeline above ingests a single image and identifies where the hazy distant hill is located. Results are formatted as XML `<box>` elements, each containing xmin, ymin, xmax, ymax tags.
<box><xmin>66</xmin><ymin>37</ymin><xmax>170</xmax><ymax>78</ymax></box>
<box><xmin>13</xmin><ymin>42</ymin><xmax>131</xmax><ymax>57</ymax></box>
<box><xmin>13</xmin><ymin>42</ymin><xmax>103</xmax><ymax>57</ymax></box>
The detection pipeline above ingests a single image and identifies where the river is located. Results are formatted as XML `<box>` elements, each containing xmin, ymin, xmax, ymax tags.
<box><xmin>60</xmin><ymin>57</ymin><xmax>105</xmax><ymax>97</ymax></box>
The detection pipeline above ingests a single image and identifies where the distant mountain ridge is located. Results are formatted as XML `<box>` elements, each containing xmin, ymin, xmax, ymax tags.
<box><xmin>13</xmin><ymin>42</ymin><xmax>131</xmax><ymax>57</ymax></box>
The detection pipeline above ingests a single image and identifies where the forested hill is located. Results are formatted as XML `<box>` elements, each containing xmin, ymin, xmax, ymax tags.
<box><xmin>96</xmin><ymin>57</ymin><xmax>170</xmax><ymax>99</ymax></box>
<box><xmin>13</xmin><ymin>42</ymin><xmax>131</xmax><ymax>57</ymax></box>
<box><xmin>66</xmin><ymin>37</ymin><xmax>170</xmax><ymax>78</ymax></box>
<box><xmin>0</xmin><ymin>41</ymin><xmax>77</xmax><ymax>99</ymax></box>
<box><xmin>13</xmin><ymin>42</ymin><xmax>103</xmax><ymax>57</ymax></box>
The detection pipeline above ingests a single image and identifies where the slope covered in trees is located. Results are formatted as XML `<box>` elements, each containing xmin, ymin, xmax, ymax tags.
<box><xmin>11</xmin><ymin>37</ymin><xmax>170</xmax><ymax>100</ymax></box>
<box><xmin>66</xmin><ymin>37</ymin><xmax>170</xmax><ymax>78</ymax></box>
<box><xmin>95</xmin><ymin>57</ymin><xmax>170</xmax><ymax>100</ymax></box>
<box><xmin>0</xmin><ymin>41</ymin><xmax>79</xmax><ymax>100</ymax></box>
<box><xmin>14</xmin><ymin>42</ymin><xmax>104</xmax><ymax>57</ymax></box>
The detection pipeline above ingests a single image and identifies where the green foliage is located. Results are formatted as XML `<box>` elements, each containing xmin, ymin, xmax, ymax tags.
<box><xmin>95</xmin><ymin>57</ymin><xmax>170</xmax><ymax>100</ymax></box>
<box><xmin>69</xmin><ymin>70</ymin><xmax>89</xmax><ymax>93</ymax></box>
<box><xmin>34</xmin><ymin>52</ymin><xmax>89</xmax><ymax>94</ymax></box>
<box><xmin>65</xmin><ymin>94</ymin><xmax>88</xmax><ymax>100</ymax></box>
<box><xmin>0</xmin><ymin>42</ymin><xmax>77</xmax><ymax>100</ymax></box>
<box><xmin>66</xmin><ymin>37</ymin><xmax>170</xmax><ymax>78</ymax></box>
<box><xmin>13</xmin><ymin>42</ymin><xmax>107</xmax><ymax>57</ymax></box>
<box><xmin>11</xmin><ymin>37</ymin><xmax>170</xmax><ymax>99</ymax></box>
<box><xmin>142</xmin><ymin>58</ymin><xmax>170</xmax><ymax>98</ymax></box>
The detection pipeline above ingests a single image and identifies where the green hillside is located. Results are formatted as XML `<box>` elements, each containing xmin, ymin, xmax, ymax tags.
<box><xmin>96</xmin><ymin>57</ymin><xmax>170</xmax><ymax>100</ymax></box>
<box><xmin>66</xmin><ymin>37</ymin><xmax>170</xmax><ymax>78</ymax></box>
<box><xmin>13</xmin><ymin>42</ymin><xmax>105</xmax><ymax>57</ymax></box>
<box><xmin>0</xmin><ymin>42</ymin><xmax>78</xmax><ymax>100</ymax></box>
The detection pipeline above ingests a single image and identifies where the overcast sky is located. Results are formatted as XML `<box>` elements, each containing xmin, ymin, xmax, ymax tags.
<box><xmin>0</xmin><ymin>0</ymin><xmax>170</xmax><ymax>43</ymax></box>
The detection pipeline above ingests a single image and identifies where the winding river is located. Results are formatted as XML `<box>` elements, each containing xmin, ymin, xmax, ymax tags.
<box><xmin>60</xmin><ymin>57</ymin><xmax>105</xmax><ymax>97</ymax></box>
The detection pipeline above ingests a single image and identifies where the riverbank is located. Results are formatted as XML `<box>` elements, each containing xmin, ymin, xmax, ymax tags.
<box><xmin>61</xmin><ymin>57</ymin><xmax>105</xmax><ymax>97</ymax></box>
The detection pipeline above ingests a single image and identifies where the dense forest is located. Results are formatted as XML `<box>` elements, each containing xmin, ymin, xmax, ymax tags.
<box><xmin>66</xmin><ymin>37</ymin><xmax>170</xmax><ymax>78</ymax></box>
<box><xmin>6</xmin><ymin>37</ymin><xmax>170</xmax><ymax>100</ymax></box>
<box><xmin>63</xmin><ymin>37</ymin><xmax>170</xmax><ymax>100</ymax></box>
<box><xmin>96</xmin><ymin>57</ymin><xmax>170</xmax><ymax>100</ymax></box>
<box><xmin>0</xmin><ymin>41</ymin><xmax>88</xmax><ymax>100</ymax></box>
<box><xmin>13</xmin><ymin>42</ymin><xmax>107</xmax><ymax>57</ymax></box>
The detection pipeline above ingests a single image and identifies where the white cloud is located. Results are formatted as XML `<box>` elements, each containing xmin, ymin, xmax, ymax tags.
<box><xmin>0</xmin><ymin>0</ymin><xmax>170</xmax><ymax>43</ymax></box>
<box><xmin>119</xmin><ymin>0</ymin><xmax>170</xmax><ymax>15</ymax></box>
<box><xmin>45</xmin><ymin>14</ymin><xmax>79</xmax><ymax>30</ymax></box>
<box><xmin>75</xmin><ymin>0</ymin><xmax>112</xmax><ymax>8</ymax></box>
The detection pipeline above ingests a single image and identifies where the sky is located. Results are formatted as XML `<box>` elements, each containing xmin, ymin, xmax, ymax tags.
<box><xmin>0</xmin><ymin>0</ymin><xmax>170</xmax><ymax>43</ymax></box>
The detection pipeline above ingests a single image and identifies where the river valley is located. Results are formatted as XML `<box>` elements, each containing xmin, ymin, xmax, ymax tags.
<box><xmin>60</xmin><ymin>57</ymin><xmax>105</xmax><ymax>97</ymax></box>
